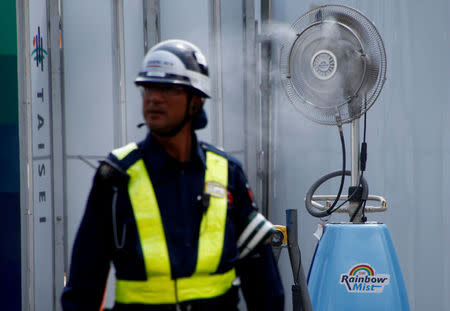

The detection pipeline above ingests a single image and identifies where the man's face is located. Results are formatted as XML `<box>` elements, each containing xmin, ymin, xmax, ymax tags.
<box><xmin>141</xmin><ymin>83</ymin><xmax>190</xmax><ymax>136</ymax></box>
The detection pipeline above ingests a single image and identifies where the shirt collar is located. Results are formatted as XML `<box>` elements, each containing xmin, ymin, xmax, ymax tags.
<box><xmin>141</xmin><ymin>132</ymin><xmax>206</xmax><ymax>175</ymax></box>
<box><xmin>194</xmin><ymin>136</ymin><xmax>207</xmax><ymax>168</ymax></box>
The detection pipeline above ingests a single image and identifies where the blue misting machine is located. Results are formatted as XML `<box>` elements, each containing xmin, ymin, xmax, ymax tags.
<box><xmin>274</xmin><ymin>5</ymin><xmax>410</xmax><ymax>311</ymax></box>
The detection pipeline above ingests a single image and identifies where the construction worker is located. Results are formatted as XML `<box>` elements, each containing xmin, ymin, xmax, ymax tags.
<box><xmin>61</xmin><ymin>39</ymin><xmax>284</xmax><ymax>311</ymax></box>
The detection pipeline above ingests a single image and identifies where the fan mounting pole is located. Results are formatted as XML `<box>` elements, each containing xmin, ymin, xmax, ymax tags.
<box><xmin>350</xmin><ymin>120</ymin><xmax>359</xmax><ymax>186</ymax></box>
<box><xmin>349</xmin><ymin>119</ymin><xmax>362</xmax><ymax>222</ymax></box>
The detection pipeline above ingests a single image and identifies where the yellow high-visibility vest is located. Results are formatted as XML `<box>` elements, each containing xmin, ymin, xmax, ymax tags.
<box><xmin>111</xmin><ymin>143</ymin><xmax>236</xmax><ymax>305</ymax></box>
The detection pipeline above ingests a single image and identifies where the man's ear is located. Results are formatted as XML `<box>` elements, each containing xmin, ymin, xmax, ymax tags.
<box><xmin>191</xmin><ymin>96</ymin><xmax>204</xmax><ymax>114</ymax></box>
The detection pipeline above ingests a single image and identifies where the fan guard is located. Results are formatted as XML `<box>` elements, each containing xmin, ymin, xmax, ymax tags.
<box><xmin>280</xmin><ymin>5</ymin><xmax>386</xmax><ymax>125</ymax></box>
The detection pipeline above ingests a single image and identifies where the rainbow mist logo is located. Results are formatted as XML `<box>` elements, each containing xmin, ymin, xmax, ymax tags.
<box><xmin>340</xmin><ymin>264</ymin><xmax>390</xmax><ymax>293</ymax></box>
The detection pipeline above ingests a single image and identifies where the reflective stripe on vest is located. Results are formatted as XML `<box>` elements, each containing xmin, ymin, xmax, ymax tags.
<box><xmin>111</xmin><ymin>143</ymin><xmax>236</xmax><ymax>304</ymax></box>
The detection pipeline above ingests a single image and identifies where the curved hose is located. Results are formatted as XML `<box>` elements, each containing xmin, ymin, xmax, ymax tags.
<box><xmin>304</xmin><ymin>124</ymin><xmax>347</xmax><ymax>218</ymax></box>
<box><xmin>305</xmin><ymin>170</ymin><xmax>368</xmax><ymax>218</ymax></box>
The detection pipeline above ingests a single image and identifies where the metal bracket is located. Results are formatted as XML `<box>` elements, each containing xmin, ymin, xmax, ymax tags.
<box><xmin>310</xmin><ymin>194</ymin><xmax>387</xmax><ymax>213</ymax></box>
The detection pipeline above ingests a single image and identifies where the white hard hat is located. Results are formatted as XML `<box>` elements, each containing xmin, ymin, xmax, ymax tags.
<box><xmin>135</xmin><ymin>39</ymin><xmax>210</xmax><ymax>98</ymax></box>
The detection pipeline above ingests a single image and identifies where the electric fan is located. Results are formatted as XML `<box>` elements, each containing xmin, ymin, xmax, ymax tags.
<box><xmin>280</xmin><ymin>4</ymin><xmax>386</xmax><ymax>126</ymax></box>
<box><xmin>277</xmin><ymin>5</ymin><xmax>410</xmax><ymax>310</ymax></box>
<box><xmin>280</xmin><ymin>4</ymin><xmax>387</xmax><ymax>218</ymax></box>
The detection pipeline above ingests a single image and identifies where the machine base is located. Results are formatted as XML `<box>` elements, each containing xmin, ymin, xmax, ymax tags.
<box><xmin>308</xmin><ymin>223</ymin><xmax>410</xmax><ymax>310</ymax></box>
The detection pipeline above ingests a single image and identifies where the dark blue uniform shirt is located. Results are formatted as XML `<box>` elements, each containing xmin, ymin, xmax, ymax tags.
<box><xmin>61</xmin><ymin>133</ymin><xmax>284</xmax><ymax>311</ymax></box>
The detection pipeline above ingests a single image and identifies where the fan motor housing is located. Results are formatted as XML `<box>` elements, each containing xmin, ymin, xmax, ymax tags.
<box><xmin>311</xmin><ymin>50</ymin><xmax>337</xmax><ymax>80</ymax></box>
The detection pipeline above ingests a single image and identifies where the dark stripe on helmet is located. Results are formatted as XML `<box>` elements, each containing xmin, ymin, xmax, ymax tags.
<box><xmin>135</xmin><ymin>72</ymin><xmax>191</xmax><ymax>84</ymax></box>
<box><xmin>153</xmin><ymin>42</ymin><xmax>209</xmax><ymax>76</ymax></box>
<box><xmin>135</xmin><ymin>71</ymin><xmax>209</xmax><ymax>98</ymax></box>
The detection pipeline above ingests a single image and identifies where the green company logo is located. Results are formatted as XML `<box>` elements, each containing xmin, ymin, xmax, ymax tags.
<box><xmin>31</xmin><ymin>26</ymin><xmax>48</xmax><ymax>71</ymax></box>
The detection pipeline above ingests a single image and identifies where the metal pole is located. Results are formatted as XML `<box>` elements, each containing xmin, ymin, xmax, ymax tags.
<box><xmin>242</xmin><ymin>0</ymin><xmax>259</xmax><ymax>198</ymax></box>
<box><xmin>112</xmin><ymin>0</ymin><xmax>127</xmax><ymax>147</ymax></box>
<box><xmin>143</xmin><ymin>0</ymin><xmax>160</xmax><ymax>52</ymax></box>
<box><xmin>48</xmin><ymin>0</ymin><xmax>65</xmax><ymax>309</ymax></box>
<box><xmin>286</xmin><ymin>209</ymin><xmax>313</xmax><ymax>311</ymax></box>
<box><xmin>260</xmin><ymin>0</ymin><xmax>272</xmax><ymax>219</ymax></box>
<box><xmin>209</xmin><ymin>0</ymin><xmax>224</xmax><ymax>149</ymax></box>
<box><xmin>349</xmin><ymin>119</ymin><xmax>362</xmax><ymax>222</ymax></box>
<box><xmin>17</xmin><ymin>0</ymin><xmax>34</xmax><ymax>309</ymax></box>
<box><xmin>351</xmin><ymin>119</ymin><xmax>359</xmax><ymax>186</ymax></box>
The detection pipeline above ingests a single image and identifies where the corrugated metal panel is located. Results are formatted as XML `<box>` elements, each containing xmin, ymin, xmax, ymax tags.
<box><xmin>63</xmin><ymin>0</ymin><xmax>115</xmax><ymax>156</ymax></box>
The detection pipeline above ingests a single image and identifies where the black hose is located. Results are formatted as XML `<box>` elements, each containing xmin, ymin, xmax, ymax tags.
<box><xmin>349</xmin><ymin>178</ymin><xmax>369</xmax><ymax>222</ymax></box>
<box><xmin>304</xmin><ymin>125</ymin><xmax>347</xmax><ymax>217</ymax></box>
<box><xmin>305</xmin><ymin>170</ymin><xmax>368</xmax><ymax>218</ymax></box>
<box><xmin>350</xmin><ymin>199</ymin><xmax>366</xmax><ymax>223</ymax></box>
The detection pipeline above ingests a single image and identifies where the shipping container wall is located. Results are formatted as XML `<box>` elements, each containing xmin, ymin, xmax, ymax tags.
<box><xmin>18</xmin><ymin>0</ymin><xmax>449</xmax><ymax>310</ymax></box>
